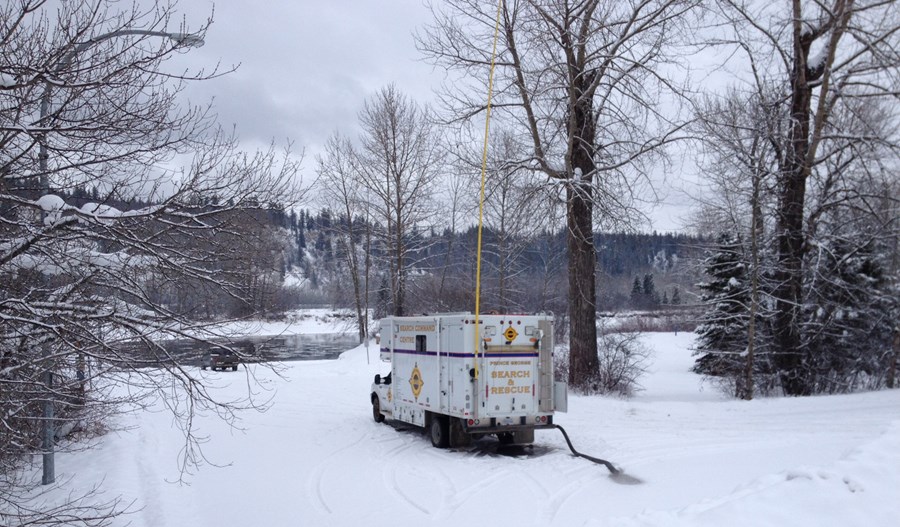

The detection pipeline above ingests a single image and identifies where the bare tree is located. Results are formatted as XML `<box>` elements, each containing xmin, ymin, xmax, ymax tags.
<box><xmin>884</xmin><ymin>177</ymin><xmax>900</xmax><ymax>389</ymax></box>
<box><xmin>442</xmin><ymin>127</ymin><xmax>547</xmax><ymax>311</ymax></box>
<box><xmin>480</xmin><ymin>130</ymin><xmax>547</xmax><ymax>311</ymax></box>
<box><xmin>355</xmin><ymin>85</ymin><xmax>443</xmax><ymax>317</ymax></box>
<box><xmin>0</xmin><ymin>1</ymin><xmax>302</xmax><ymax>524</ymax></box>
<box><xmin>316</xmin><ymin>133</ymin><xmax>368</xmax><ymax>343</ymax></box>
<box><xmin>418</xmin><ymin>0</ymin><xmax>696</xmax><ymax>387</ymax></box>
<box><xmin>436</xmin><ymin>168</ymin><xmax>476</xmax><ymax>309</ymax></box>
<box><xmin>710</xmin><ymin>0</ymin><xmax>900</xmax><ymax>394</ymax></box>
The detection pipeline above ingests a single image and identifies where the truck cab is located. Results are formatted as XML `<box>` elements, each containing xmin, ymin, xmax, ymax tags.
<box><xmin>371</xmin><ymin>371</ymin><xmax>393</xmax><ymax>422</ymax></box>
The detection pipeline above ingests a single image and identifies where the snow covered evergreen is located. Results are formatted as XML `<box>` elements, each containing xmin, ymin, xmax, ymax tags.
<box><xmin>803</xmin><ymin>231</ymin><xmax>896</xmax><ymax>392</ymax></box>
<box><xmin>692</xmin><ymin>233</ymin><xmax>773</xmax><ymax>395</ymax></box>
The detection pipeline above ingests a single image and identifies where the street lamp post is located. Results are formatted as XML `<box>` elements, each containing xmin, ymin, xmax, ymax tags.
<box><xmin>38</xmin><ymin>29</ymin><xmax>204</xmax><ymax>486</ymax></box>
<box><xmin>38</xmin><ymin>30</ymin><xmax>204</xmax><ymax>189</ymax></box>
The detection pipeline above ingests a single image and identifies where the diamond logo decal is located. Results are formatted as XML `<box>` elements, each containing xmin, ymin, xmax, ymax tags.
<box><xmin>409</xmin><ymin>363</ymin><xmax>424</xmax><ymax>401</ymax></box>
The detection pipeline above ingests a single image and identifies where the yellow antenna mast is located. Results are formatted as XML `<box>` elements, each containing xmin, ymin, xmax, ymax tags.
<box><xmin>474</xmin><ymin>0</ymin><xmax>504</xmax><ymax>380</ymax></box>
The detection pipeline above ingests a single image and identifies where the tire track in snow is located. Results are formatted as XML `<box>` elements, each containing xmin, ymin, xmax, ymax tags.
<box><xmin>431</xmin><ymin>453</ymin><xmax>553</xmax><ymax>520</ymax></box>
<box><xmin>136</xmin><ymin>425</ymin><xmax>165</xmax><ymax>526</ymax></box>
<box><xmin>378</xmin><ymin>434</ymin><xmax>419</xmax><ymax>458</ymax></box>
<box><xmin>307</xmin><ymin>429</ymin><xmax>373</xmax><ymax>515</ymax></box>
<box><xmin>386</xmin><ymin>464</ymin><xmax>432</xmax><ymax>515</ymax></box>
<box><xmin>437</xmin><ymin>466</ymin><xmax>514</xmax><ymax>517</ymax></box>
<box><xmin>539</xmin><ymin>464</ymin><xmax>606</xmax><ymax>525</ymax></box>
<box><xmin>373</xmin><ymin>427</ymin><xmax>565</xmax><ymax>521</ymax></box>
<box><xmin>379</xmin><ymin>436</ymin><xmax>458</xmax><ymax>518</ymax></box>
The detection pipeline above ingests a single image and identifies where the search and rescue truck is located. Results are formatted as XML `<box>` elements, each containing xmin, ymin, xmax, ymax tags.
<box><xmin>371</xmin><ymin>313</ymin><xmax>567</xmax><ymax>448</ymax></box>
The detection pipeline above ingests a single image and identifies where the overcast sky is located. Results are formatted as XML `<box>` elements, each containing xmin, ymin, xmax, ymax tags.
<box><xmin>172</xmin><ymin>1</ymin><xmax>694</xmax><ymax>232</ymax></box>
<box><xmin>176</xmin><ymin>2</ymin><xmax>436</xmax><ymax>147</ymax></box>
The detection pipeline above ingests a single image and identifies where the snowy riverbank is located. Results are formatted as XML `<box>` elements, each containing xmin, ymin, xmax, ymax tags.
<box><xmin>204</xmin><ymin>308</ymin><xmax>367</xmax><ymax>337</ymax></box>
<box><xmin>24</xmin><ymin>331</ymin><xmax>900</xmax><ymax>526</ymax></box>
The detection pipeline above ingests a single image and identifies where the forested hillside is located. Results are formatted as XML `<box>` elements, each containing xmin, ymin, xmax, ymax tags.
<box><xmin>277</xmin><ymin>208</ymin><xmax>704</xmax><ymax>316</ymax></box>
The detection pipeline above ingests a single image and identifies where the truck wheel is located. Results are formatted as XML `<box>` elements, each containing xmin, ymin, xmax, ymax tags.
<box><xmin>372</xmin><ymin>395</ymin><xmax>385</xmax><ymax>423</ymax></box>
<box><xmin>449</xmin><ymin>418</ymin><xmax>472</xmax><ymax>448</ymax></box>
<box><xmin>232</xmin><ymin>365</ymin><xmax>238</xmax><ymax>371</ymax></box>
<box><xmin>430</xmin><ymin>415</ymin><xmax>449</xmax><ymax>448</ymax></box>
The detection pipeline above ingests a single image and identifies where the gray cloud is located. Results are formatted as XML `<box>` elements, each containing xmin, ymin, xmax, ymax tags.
<box><xmin>167</xmin><ymin>1</ymin><xmax>690</xmax><ymax>231</ymax></box>
<box><xmin>175</xmin><ymin>1</ymin><xmax>436</xmax><ymax>151</ymax></box>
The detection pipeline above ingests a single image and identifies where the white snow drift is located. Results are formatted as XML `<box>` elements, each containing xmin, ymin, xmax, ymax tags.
<box><xmin>22</xmin><ymin>331</ymin><xmax>900</xmax><ymax>526</ymax></box>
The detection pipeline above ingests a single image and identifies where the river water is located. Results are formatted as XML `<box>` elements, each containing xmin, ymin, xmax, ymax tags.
<box><xmin>150</xmin><ymin>333</ymin><xmax>362</xmax><ymax>366</ymax></box>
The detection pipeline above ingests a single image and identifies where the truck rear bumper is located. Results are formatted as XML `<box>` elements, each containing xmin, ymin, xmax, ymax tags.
<box><xmin>462</xmin><ymin>416</ymin><xmax>555</xmax><ymax>434</ymax></box>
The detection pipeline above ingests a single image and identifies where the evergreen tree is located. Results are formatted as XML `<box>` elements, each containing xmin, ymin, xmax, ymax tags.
<box><xmin>630</xmin><ymin>276</ymin><xmax>642</xmax><ymax>308</ymax></box>
<box><xmin>324</xmin><ymin>237</ymin><xmax>334</xmax><ymax>261</ymax></box>
<box><xmin>693</xmin><ymin>233</ymin><xmax>752</xmax><ymax>392</ymax></box>
<box><xmin>641</xmin><ymin>273</ymin><xmax>659</xmax><ymax>309</ymax></box>
<box><xmin>671</xmin><ymin>286</ymin><xmax>682</xmax><ymax>305</ymax></box>
<box><xmin>315</xmin><ymin>231</ymin><xmax>327</xmax><ymax>253</ymax></box>
<box><xmin>803</xmin><ymin>235</ymin><xmax>893</xmax><ymax>392</ymax></box>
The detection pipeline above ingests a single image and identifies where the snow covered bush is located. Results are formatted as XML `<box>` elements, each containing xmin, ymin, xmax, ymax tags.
<box><xmin>555</xmin><ymin>331</ymin><xmax>652</xmax><ymax>397</ymax></box>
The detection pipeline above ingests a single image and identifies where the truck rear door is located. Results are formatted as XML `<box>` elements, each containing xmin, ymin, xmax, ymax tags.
<box><xmin>481</xmin><ymin>322</ymin><xmax>538</xmax><ymax>417</ymax></box>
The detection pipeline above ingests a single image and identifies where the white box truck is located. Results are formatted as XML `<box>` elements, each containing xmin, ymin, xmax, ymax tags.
<box><xmin>370</xmin><ymin>313</ymin><xmax>567</xmax><ymax>448</ymax></box>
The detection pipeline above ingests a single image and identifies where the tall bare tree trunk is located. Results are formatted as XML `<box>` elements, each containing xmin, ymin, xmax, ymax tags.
<box><xmin>772</xmin><ymin>1</ymin><xmax>819</xmax><ymax>396</ymax></box>
<box><xmin>566</xmin><ymin>186</ymin><xmax>598</xmax><ymax>383</ymax></box>
<box><xmin>889</xmin><ymin>328</ymin><xmax>899</xmax><ymax>389</ymax></box>
<box><xmin>567</xmin><ymin>71</ymin><xmax>599</xmax><ymax>384</ymax></box>
<box><xmin>744</xmin><ymin>171</ymin><xmax>763</xmax><ymax>400</ymax></box>
<box><xmin>394</xmin><ymin>186</ymin><xmax>405</xmax><ymax>316</ymax></box>
<box><xmin>774</xmin><ymin>0</ymin><xmax>853</xmax><ymax>395</ymax></box>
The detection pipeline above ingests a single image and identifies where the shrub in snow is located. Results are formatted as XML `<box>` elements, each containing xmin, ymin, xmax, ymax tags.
<box><xmin>555</xmin><ymin>331</ymin><xmax>651</xmax><ymax>397</ymax></box>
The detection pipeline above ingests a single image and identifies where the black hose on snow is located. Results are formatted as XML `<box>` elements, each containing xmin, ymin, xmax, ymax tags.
<box><xmin>552</xmin><ymin>424</ymin><xmax>620</xmax><ymax>474</ymax></box>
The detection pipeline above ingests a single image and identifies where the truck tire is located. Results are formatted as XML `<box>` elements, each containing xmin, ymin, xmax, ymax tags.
<box><xmin>430</xmin><ymin>415</ymin><xmax>449</xmax><ymax>448</ymax></box>
<box><xmin>372</xmin><ymin>395</ymin><xmax>385</xmax><ymax>423</ymax></box>
<box><xmin>449</xmin><ymin>417</ymin><xmax>472</xmax><ymax>448</ymax></box>
<box><xmin>232</xmin><ymin>365</ymin><xmax>238</xmax><ymax>371</ymax></box>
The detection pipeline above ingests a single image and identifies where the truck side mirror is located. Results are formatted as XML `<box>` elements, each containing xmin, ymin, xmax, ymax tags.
<box><xmin>374</xmin><ymin>374</ymin><xmax>381</xmax><ymax>384</ymax></box>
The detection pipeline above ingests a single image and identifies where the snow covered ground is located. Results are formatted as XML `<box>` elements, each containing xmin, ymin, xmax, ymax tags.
<box><xmin>204</xmin><ymin>308</ymin><xmax>366</xmax><ymax>337</ymax></box>
<box><xmin>29</xmin><ymin>331</ymin><xmax>900</xmax><ymax>526</ymax></box>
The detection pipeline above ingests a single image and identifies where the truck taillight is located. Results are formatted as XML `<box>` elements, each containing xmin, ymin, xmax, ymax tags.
<box><xmin>468</xmin><ymin>419</ymin><xmax>474</xmax><ymax>426</ymax></box>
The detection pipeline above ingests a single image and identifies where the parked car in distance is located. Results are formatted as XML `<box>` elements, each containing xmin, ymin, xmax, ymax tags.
<box><xmin>202</xmin><ymin>350</ymin><xmax>239</xmax><ymax>371</ymax></box>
